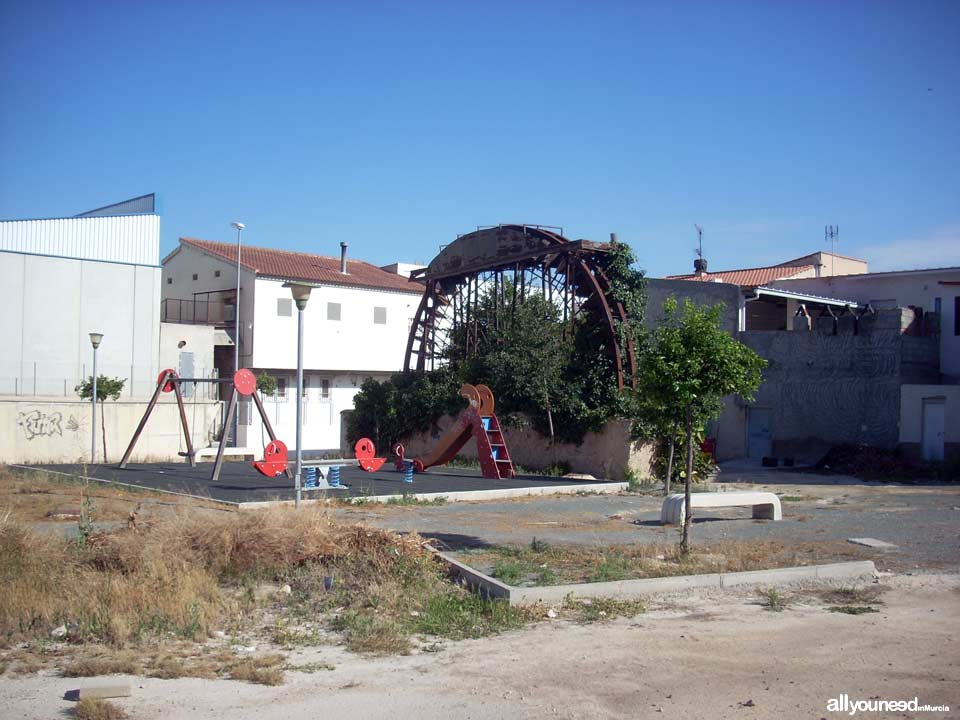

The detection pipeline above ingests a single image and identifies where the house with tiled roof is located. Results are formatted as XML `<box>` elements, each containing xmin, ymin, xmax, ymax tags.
<box><xmin>664</xmin><ymin>250</ymin><xmax>868</xmax><ymax>331</ymax></box>
<box><xmin>161</xmin><ymin>237</ymin><xmax>424</xmax><ymax>451</ymax></box>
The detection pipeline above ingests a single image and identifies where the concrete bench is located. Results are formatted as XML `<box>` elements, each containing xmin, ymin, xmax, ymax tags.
<box><xmin>660</xmin><ymin>491</ymin><xmax>782</xmax><ymax>525</ymax></box>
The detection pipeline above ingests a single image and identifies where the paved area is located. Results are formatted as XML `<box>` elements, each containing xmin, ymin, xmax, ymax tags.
<box><xmin>339</xmin><ymin>469</ymin><xmax>960</xmax><ymax>573</ymax></box>
<box><xmin>25</xmin><ymin>461</ymin><xmax>608</xmax><ymax>504</ymax></box>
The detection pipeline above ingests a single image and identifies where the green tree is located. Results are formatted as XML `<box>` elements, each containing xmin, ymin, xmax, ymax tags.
<box><xmin>75</xmin><ymin>375</ymin><xmax>127</xmax><ymax>462</ymax></box>
<box><xmin>635</xmin><ymin>298</ymin><xmax>765</xmax><ymax>554</ymax></box>
<box><xmin>255</xmin><ymin>371</ymin><xmax>277</xmax><ymax>396</ymax></box>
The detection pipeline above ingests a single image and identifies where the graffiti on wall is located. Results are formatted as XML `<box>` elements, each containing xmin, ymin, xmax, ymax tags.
<box><xmin>17</xmin><ymin>410</ymin><xmax>81</xmax><ymax>440</ymax></box>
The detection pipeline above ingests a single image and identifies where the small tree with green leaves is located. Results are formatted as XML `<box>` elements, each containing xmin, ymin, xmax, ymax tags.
<box><xmin>256</xmin><ymin>371</ymin><xmax>277</xmax><ymax>397</ymax></box>
<box><xmin>75</xmin><ymin>375</ymin><xmax>126</xmax><ymax>462</ymax></box>
<box><xmin>635</xmin><ymin>298</ymin><xmax>765</xmax><ymax>554</ymax></box>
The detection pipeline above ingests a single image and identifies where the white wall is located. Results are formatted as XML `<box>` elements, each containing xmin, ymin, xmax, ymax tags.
<box><xmin>162</xmin><ymin>245</ymin><xmax>257</xmax><ymax>367</ymax></box>
<box><xmin>2</xmin><ymin>397</ymin><xmax>221</xmax><ymax>464</ymax></box>
<box><xmin>251</xmin><ymin>278</ymin><xmax>419</xmax><ymax>372</ymax></box>
<box><xmin>772</xmin><ymin>269</ymin><xmax>960</xmax><ymax>379</ymax></box>
<box><xmin>0</xmin><ymin>253</ymin><xmax>161</xmax><ymax>398</ymax></box>
<box><xmin>899</xmin><ymin>385</ymin><xmax>960</xmax><ymax>444</ymax></box>
<box><xmin>238</xmin><ymin>372</ymin><xmax>390</xmax><ymax>452</ymax></box>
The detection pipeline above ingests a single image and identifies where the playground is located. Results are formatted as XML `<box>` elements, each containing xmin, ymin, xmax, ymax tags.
<box><xmin>29</xmin><ymin>460</ymin><xmax>610</xmax><ymax>505</ymax></box>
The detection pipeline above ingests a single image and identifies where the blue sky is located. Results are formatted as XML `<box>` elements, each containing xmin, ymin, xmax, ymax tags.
<box><xmin>1</xmin><ymin>1</ymin><xmax>957</xmax><ymax>277</ymax></box>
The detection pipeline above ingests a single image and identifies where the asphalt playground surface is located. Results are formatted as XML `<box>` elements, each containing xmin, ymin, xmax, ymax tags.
<box><xmin>27</xmin><ymin>460</ymin><xmax>610</xmax><ymax>504</ymax></box>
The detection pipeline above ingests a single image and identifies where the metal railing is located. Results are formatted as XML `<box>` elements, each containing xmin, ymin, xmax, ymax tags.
<box><xmin>161</xmin><ymin>298</ymin><xmax>236</xmax><ymax>325</ymax></box>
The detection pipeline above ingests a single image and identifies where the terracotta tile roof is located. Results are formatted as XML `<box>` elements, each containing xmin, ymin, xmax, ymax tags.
<box><xmin>664</xmin><ymin>264</ymin><xmax>814</xmax><ymax>288</ymax></box>
<box><xmin>178</xmin><ymin>238</ymin><xmax>424</xmax><ymax>295</ymax></box>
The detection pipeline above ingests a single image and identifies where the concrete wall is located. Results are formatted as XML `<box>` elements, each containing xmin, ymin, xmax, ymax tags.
<box><xmin>771</xmin><ymin>268</ymin><xmax>960</xmax><ymax>379</ymax></box>
<box><xmin>899</xmin><ymin>384</ymin><xmax>960</xmax><ymax>463</ymax></box>
<box><xmin>2</xmin><ymin>397</ymin><xmax>221</xmax><ymax>464</ymax></box>
<box><xmin>158</xmin><ymin>323</ymin><xmax>218</xmax><ymax>400</ymax></box>
<box><xmin>736</xmin><ymin>310</ymin><xmax>940</xmax><ymax>460</ymax></box>
<box><xmin>0</xmin><ymin>252</ymin><xmax>161</xmax><ymax>398</ymax></box>
<box><xmin>644</xmin><ymin>278</ymin><xmax>741</xmax><ymax>334</ymax></box>
<box><xmin>399</xmin><ymin>414</ymin><xmax>655</xmax><ymax>481</ymax></box>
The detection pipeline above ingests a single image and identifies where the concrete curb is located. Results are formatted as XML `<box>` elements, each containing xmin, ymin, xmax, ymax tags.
<box><xmin>434</xmin><ymin>552</ymin><xmax>877</xmax><ymax>607</ymax></box>
<box><xmin>237</xmin><ymin>481</ymin><xmax>628</xmax><ymax>509</ymax></box>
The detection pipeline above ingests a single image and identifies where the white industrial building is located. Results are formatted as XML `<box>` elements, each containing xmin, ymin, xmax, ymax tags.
<box><xmin>0</xmin><ymin>194</ymin><xmax>163</xmax><ymax>398</ymax></box>
<box><xmin>161</xmin><ymin>237</ymin><xmax>425</xmax><ymax>452</ymax></box>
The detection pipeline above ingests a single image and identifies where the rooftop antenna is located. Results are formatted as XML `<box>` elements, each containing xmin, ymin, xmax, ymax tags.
<box><xmin>825</xmin><ymin>225</ymin><xmax>839</xmax><ymax>275</ymax></box>
<box><xmin>693</xmin><ymin>224</ymin><xmax>707</xmax><ymax>275</ymax></box>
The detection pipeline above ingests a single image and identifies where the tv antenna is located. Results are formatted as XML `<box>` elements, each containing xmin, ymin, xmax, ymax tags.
<box><xmin>693</xmin><ymin>224</ymin><xmax>707</xmax><ymax>275</ymax></box>
<box><xmin>825</xmin><ymin>225</ymin><xmax>839</xmax><ymax>275</ymax></box>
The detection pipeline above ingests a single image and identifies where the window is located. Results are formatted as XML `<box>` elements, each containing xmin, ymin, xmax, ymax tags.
<box><xmin>320</xmin><ymin>378</ymin><xmax>330</xmax><ymax>399</ymax></box>
<box><xmin>167</xmin><ymin>277</ymin><xmax>172</xmax><ymax>285</ymax></box>
<box><xmin>192</xmin><ymin>273</ymin><xmax>198</xmax><ymax>281</ymax></box>
<box><xmin>327</xmin><ymin>302</ymin><xmax>341</xmax><ymax>321</ymax></box>
<box><xmin>214</xmin><ymin>270</ymin><xmax>221</xmax><ymax>278</ymax></box>
<box><xmin>955</xmin><ymin>297</ymin><xmax>959</xmax><ymax>336</ymax></box>
<box><xmin>934</xmin><ymin>297</ymin><xmax>941</xmax><ymax>315</ymax></box>
<box><xmin>374</xmin><ymin>306</ymin><xmax>387</xmax><ymax>324</ymax></box>
<box><xmin>275</xmin><ymin>377</ymin><xmax>287</xmax><ymax>400</ymax></box>
<box><xmin>277</xmin><ymin>298</ymin><xmax>292</xmax><ymax>317</ymax></box>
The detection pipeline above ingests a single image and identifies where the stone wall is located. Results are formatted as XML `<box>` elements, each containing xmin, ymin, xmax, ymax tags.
<box><xmin>399</xmin><ymin>414</ymin><xmax>654</xmax><ymax>481</ymax></box>
<box><xmin>1</xmin><ymin>397</ymin><xmax>223</xmax><ymax>464</ymax></box>
<box><xmin>738</xmin><ymin>309</ymin><xmax>940</xmax><ymax>457</ymax></box>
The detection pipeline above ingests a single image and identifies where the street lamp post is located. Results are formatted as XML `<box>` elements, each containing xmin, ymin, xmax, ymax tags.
<box><xmin>89</xmin><ymin>332</ymin><xmax>103</xmax><ymax>464</ymax></box>
<box><xmin>231</xmin><ymin>221</ymin><xmax>245</xmax><ymax>446</ymax></box>
<box><xmin>284</xmin><ymin>282</ymin><xmax>317</xmax><ymax>507</ymax></box>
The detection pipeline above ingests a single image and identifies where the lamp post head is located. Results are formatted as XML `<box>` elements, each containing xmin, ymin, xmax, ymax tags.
<box><xmin>231</xmin><ymin>221</ymin><xmax>245</xmax><ymax>231</ymax></box>
<box><xmin>284</xmin><ymin>282</ymin><xmax>319</xmax><ymax>311</ymax></box>
<box><xmin>89</xmin><ymin>332</ymin><xmax>104</xmax><ymax>349</ymax></box>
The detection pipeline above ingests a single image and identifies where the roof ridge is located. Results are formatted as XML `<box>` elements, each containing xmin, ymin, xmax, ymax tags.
<box><xmin>665</xmin><ymin>262</ymin><xmax>814</xmax><ymax>279</ymax></box>
<box><xmin>181</xmin><ymin>237</ymin><xmax>367</xmax><ymax>266</ymax></box>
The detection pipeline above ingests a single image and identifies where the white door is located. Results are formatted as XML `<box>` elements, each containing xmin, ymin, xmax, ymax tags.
<box><xmin>921</xmin><ymin>399</ymin><xmax>945</xmax><ymax>462</ymax></box>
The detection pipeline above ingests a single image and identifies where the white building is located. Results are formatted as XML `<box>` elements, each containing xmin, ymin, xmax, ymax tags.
<box><xmin>161</xmin><ymin>238</ymin><xmax>425</xmax><ymax>451</ymax></box>
<box><xmin>0</xmin><ymin>194</ymin><xmax>162</xmax><ymax>398</ymax></box>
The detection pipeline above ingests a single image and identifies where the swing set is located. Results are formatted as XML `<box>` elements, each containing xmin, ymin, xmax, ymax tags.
<box><xmin>119</xmin><ymin>367</ymin><xmax>385</xmax><ymax>488</ymax></box>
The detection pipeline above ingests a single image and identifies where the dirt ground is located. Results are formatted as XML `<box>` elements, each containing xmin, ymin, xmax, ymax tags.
<box><xmin>3</xmin><ymin>574</ymin><xmax>957</xmax><ymax>720</ymax></box>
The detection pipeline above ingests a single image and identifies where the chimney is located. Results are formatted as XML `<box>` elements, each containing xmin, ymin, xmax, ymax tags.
<box><xmin>340</xmin><ymin>242</ymin><xmax>348</xmax><ymax>274</ymax></box>
<box><xmin>609</xmin><ymin>232</ymin><xmax>618</xmax><ymax>244</ymax></box>
<box><xmin>694</xmin><ymin>257</ymin><xmax>708</xmax><ymax>278</ymax></box>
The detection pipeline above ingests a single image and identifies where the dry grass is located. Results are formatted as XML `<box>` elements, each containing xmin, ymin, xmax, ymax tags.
<box><xmin>225</xmin><ymin>653</ymin><xmax>286</xmax><ymax>685</ymax></box>
<box><xmin>74</xmin><ymin>697</ymin><xmax>129</xmax><ymax>720</ymax></box>
<box><xmin>62</xmin><ymin>650</ymin><xmax>142</xmax><ymax>677</ymax></box>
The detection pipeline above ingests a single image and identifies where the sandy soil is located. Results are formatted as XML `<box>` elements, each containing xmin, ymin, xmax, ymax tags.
<box><xmin>4</xmin><ymin>574</ymin><xmax>957</xmax><ymax>720</ymax></box>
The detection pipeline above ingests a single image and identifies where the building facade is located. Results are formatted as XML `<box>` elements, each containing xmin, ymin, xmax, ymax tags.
<box><xmin>0</xmin><ymin>194</ymin><xmax>162</xmax><ymax>398</ymax></box>
<box><xmin>161</xmin><ymin>238</ymin><xmax>425</xmax><ymax>452</ymax></box>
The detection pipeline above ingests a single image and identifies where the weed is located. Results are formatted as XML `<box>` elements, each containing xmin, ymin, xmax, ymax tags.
<box><xmin>411</xmin><ymin>590</ymin><xmax>532</xmax><ymax>640</ymax></box>
<box><xmin>62</xmin><ymin>652</ymin><xmax>142</xmax><ymax>677</ymax></box>
<box><xmin>564</xmin><ymin>597</ymin><xmax>646</xmax><ymax>623</ymax></box>
<box><xmin>384</xmin><ymin>494</ymin><xmax>447</xmax><ymax>507</ymax></box>
<box><xmin>760</xmin><ymin>587</ymin><xmax>787</xmax><ymax>612</ymax></box>
<box><xmin>75</xmin><ymin>697</ymin><xmax>129</xmax><ymax>720</ymax></box>
<box><xmin>587</xmin><ymin>555</ymin><xmax>630</xmax><ymax>583</ymax></box>
<box><xmin>226</xmin><ymin>654</ymin><xmax>286</xmax><ymax>685</ymax></box>
<box><xmin>270</xmin><ymin>619</ymin><xmax>326</xmax><ymax>647</ymax></box>
<box><xmin>820</xmin><ymin>585</ymin><xmax>885</xmax><ymax>605</ymax></box>
<box><xmin>829</xmin><ymin>605</ymin><xmax>879</xmax><ymax>615</ymax></box>
<box><xmin>491</xmin><ymin>559</ymin><xmax>527</xmax><ymax>585</ymax></box>
<box><xmin>285</xmin><ymin>661</ymin><xmax>335</xmax><ymax>673</ymax></box>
